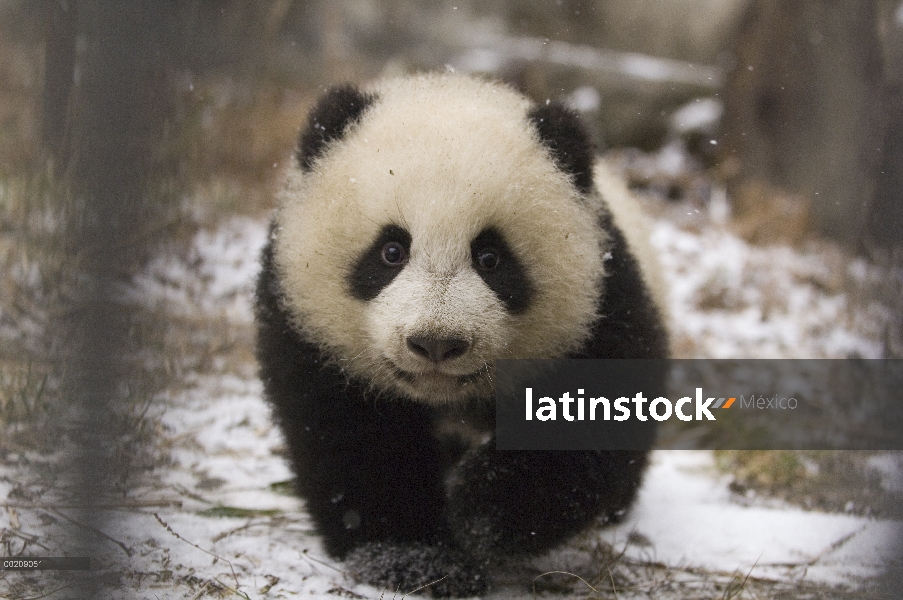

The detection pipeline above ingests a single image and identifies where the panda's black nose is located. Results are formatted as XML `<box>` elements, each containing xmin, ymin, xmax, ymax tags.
<box><xmin>406</xmin><ymin>336</ymin><xmax>470</xmax><ymax>363</ymax></box>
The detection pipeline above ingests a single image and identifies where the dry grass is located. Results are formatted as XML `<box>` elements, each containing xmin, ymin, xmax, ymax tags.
<box><xmin>517</xmin><ymin>533</ymin><xmax>871</xmax><ymax>600</ymax></box>
<box><xmin>716</xmin><ymin>450</ymin><xmax>903</xmax><ymax>520</ymax></box>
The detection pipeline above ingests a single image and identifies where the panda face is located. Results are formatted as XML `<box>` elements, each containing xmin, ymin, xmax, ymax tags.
<box><xmin>273</xmin><ymin>74</ymin><xmax>608</xmax><ymax>404</ymax></box>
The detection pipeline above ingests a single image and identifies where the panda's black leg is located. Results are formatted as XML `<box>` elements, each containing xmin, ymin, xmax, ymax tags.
<box><xmin>313</xmin><ymin>400</ymin><xmax>490</xmax><ymax>596</ymax></box>
<box><xmin>279</xmin><ymin>390</ymin><xmax>489</xmax><ymax>596</ymax></box>
<box><xmin>446</xmin><ymin>443</ymin><xmax>648</xmax><ymax>559</ymax></box>
<box><xmin>286</xmin><ymin>394</ymin><xmax>447</xmax><ymax>556</ymax></box>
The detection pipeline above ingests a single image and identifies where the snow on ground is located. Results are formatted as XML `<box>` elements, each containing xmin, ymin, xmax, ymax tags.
<box><xmin>652</xmin><ymin>217</ymin><xmax>891</xmax><ymax>359</ymax></box>
<box><xmin>128</xmin><ymin>219</ymin><xmax>269</xmax><ymax>324</ymax></box>
<box><xmin>608</xmin><ymin>452</ymin><xmax>903</xmax><ymax>587</ymax></box>
<box><xmin>2</xmin><ymin>207</ymin><xmax>901</xmax><ymax>598</ymax></box>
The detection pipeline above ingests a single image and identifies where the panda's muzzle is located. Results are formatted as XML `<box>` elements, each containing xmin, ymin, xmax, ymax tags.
<box><xmin>405</xmin><ymin>336</ymin><xmax>470</xmax><ymax>363</ymax></box>
<box><xmin>390</xmin><ymin>362</ymin><xmax>487</xmax><ymax>386</ymax></box>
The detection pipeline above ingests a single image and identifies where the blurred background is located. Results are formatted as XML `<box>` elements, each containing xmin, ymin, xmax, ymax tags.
<box><xmin>1</xmin><ymin>1</ymin><xmax>902</xmax><ymax>598</ymax></box>
<box><xmin>3</xmin><ymin>0</ymin><xmax>902</xmax><ymax>246</ymax></box>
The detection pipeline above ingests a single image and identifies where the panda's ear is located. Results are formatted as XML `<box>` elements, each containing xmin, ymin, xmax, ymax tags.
<box><xmin>297</xmin><ymin>84</ymin><xmax>377</xmax><ymax>171</ymax></box>
<box><xmin>528</xmin><ymin>101</ymin><xmax>594</xmax><ymax>194</ymax></box>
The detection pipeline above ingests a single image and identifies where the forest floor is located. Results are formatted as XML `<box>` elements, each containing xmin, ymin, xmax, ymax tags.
<box><xmin>2</xmin><ymin>175</ymin><xmax>901</xmax><ymax>598</ymax></box>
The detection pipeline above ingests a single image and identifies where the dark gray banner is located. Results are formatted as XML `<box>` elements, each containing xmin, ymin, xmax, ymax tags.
<box><xmin>495</xmin><ymin>359</ymin><xmax>903</xmax><ymax>450</ymax></box>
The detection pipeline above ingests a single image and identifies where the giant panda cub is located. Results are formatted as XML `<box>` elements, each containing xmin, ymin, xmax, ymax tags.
<box><xmin>255</xmin><ymin>73</ymin><xmax>669</xmax><ymax>596</ymax></box>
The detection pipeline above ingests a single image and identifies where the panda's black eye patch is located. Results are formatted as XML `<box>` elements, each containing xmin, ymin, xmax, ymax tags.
<box><xmin>470</xmin><ymin>228</ymin><xmax>534</xmax><ymax>314</ymax></box>
<box><xmin>348</xmin><ymin>225</ymin><xmax>412</xmax><ymax>301</ymax></box>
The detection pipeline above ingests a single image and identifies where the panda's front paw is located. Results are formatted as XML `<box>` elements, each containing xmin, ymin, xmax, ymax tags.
<box><xmin>445</xmin><ymin>513</ymin><xmax>505</xmax><ymax>563</ymax></box>
<box><xmin>344</xmin><ymin>541</ymin><xmax>488</xmax><ymax>597</ymax></box>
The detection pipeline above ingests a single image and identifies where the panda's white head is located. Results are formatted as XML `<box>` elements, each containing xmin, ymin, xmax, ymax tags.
<box><xmin>273</xmin><ymin>74</ymin><xmax>608</xmax><ymax>404</ymax></box>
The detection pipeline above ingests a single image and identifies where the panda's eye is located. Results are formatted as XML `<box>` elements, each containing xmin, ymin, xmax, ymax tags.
<box><xmin>476</xmin><ymin>249</ymin><xmax>500</xmax><ymax>271</ymax></box>
<box><xmin>381</xmin><ymin>241</ymin><xmax>408</xmax><ymax>266</ymax></box>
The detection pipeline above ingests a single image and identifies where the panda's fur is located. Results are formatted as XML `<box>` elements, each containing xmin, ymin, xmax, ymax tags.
<box><xmin>255</xmin><ymin>73</ymin><xmax>669</xmax><ymax>596</ymax></box>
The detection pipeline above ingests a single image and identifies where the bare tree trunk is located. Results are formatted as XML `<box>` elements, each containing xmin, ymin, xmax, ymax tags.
<box><xmin>47</xmin><ymin>2</ymin><xmax>175</xmax><ymax>594</ymax></box>
<box><xmin>870</xmin><ymin>0</ymin><xmax>903</xmax><ymax>247</ymax></box>
<box><xmin>719</xmin><ymin>0</ymin><xmax>899</xmax><ymax>247</ymax></box>
<box><xmin>42</xmin><ymin>0</ymin><xmax>78</xmax><ymax>165</ymax></box>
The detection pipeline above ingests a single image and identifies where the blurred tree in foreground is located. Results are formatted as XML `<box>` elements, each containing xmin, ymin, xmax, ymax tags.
<box><xmin>41</xmin><ymin>1</ymin><xmax>178</xmax><ymax>594</ymax></box>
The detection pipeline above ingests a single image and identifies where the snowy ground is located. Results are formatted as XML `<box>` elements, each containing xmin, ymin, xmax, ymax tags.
<box><xmin>611</xmin><ymin>452</ymin><xmax>903</xmax><ymax>587</ymax></box>
<box><xmin>2</xmin><ymin>198</ymin><xmax>902</xmax><ymax>598</ymax></box>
